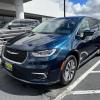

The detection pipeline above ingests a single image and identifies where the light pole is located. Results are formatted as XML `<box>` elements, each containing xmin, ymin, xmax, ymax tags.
<box><xmin>64</xmin><ymin>0</ymin><xmax>66</xmax><ymax>17</ymax></box>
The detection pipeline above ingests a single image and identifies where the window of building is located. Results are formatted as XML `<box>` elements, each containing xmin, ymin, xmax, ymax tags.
<box><xmin>0</xmin><ymin>15</ymin><xmax>14</xmax><ymax>28</ymax></box>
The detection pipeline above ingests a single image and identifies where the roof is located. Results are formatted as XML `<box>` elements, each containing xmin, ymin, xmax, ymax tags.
<box><xmin>61</xmin><ymin>15</ymin><xmax>100</xmax><ymax>20</ymax></box>
<box><xmin>59</xmin><ymin>16</ymin><xmax>85</xmax><ymax>19</ymax></box>
<box><xmin>56</xmin><ymin>16</ymin><xmax>85</xmax><ymax>20</ymax></box>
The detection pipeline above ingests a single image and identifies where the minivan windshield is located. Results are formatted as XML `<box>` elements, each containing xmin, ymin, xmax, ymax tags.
<box><xmin>32</xmin><ymin>17</ymin><xmax>81</xmax><ymax>34</ymax></box>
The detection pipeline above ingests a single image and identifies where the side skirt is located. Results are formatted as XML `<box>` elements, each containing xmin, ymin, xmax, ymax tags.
<box><xmin>78</xmin><ymin>49</ymin><xmax>100</xmax><ymax>69</ymax></box>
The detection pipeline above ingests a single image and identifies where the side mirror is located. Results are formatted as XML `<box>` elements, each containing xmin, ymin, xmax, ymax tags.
<box><xmin>75</xmin><ymin>32</ymin><xmax>84</xmax><ymax>40</ymax></box>
<box><xmin>8</xmin><ymin>25</ymin><xmax>11</xmax><ymax>30</ymax></box>
<box><xmin>76</xmin><ymin>29</ymin><xmax>95</xmax><ymax>40</ymax></box>
<box><xmin>83</xmin><ymin>30</ymin><xmax>95</xmax><ymax>37</ymax></box>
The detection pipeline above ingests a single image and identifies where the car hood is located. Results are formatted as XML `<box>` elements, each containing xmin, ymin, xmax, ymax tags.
<box><xmin>6</xmin><ymin>32</ymin><xmax>69</xmax><ymax>51</ymax></box>
<box><xmin>0</xmin><ymin>28</ymin><xmax>24</xmax><ymax>33</ymax></box>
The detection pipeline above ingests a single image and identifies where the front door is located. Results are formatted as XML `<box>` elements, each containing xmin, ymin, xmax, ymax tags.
<box><xmin>76</xmin><ymin>18</ymin><xmax>97</xmax><ymax>63</ymax></box>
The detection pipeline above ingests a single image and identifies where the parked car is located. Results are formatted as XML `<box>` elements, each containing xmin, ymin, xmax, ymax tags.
<box><xmin>1</xmin><ymin>16</ymin><xmax>100</xmax><ymax>85</ymax></box>
<box><xmin>0</xmin><ymin>19</ymin><xmax>40</xmax><ymax>41</ymax></box>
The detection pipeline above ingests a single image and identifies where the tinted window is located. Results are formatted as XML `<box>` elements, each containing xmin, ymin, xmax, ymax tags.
<box><xmin>97</xmin><ymin>20</ymin><xmax>100</xmax><ymax>31</ymax></box>
<box><xmin>79</xmin><ymin>18</ymin><xmax>90</xmax><ymax>31</ymax></box>
<box><xmin>32</xmin><ymin>18</ymin><xmax>81</xmax><ymax>34</ymax></box>
<box><xmin>88</xmin><ymin>18</ymin><xmax>99</xmax><ymax>31</ymax></box>
<box><xmin>88</xmin><ymin>18</ymin><xmax>100</xmax><ymax>37</ymax></box>
<box><xmin>77</xmin><ymin>18</ymin><xmax>92</xmax><ymax>40</ymax></box>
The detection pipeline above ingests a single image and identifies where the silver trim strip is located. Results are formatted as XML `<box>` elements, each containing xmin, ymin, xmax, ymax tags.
<box><xmin>79</xmin><ymin>50</ymin><xmax>98</xmax><ymax>67</ymax></box>
<box><xmin>1</xmin><ymin>68</ymin><xmax>59</xmax><ymax>85</ymax></box>
<box><xmin>7</xmin><ymin>50</ymin><xmax>19</xmax><ymax>55</ymax></box>
<box><xmin>32</xmin><ymin>72</ymin><xmax>47</xmax><ymax>79</ymax></box>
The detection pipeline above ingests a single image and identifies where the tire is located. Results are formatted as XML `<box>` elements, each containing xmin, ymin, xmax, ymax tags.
<box><xmin>60</xmin><ymin>55</ymin><xmax>77</xmax><ymax>85</ymax></box>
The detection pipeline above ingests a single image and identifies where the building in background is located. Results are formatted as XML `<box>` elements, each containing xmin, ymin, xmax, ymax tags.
<box><xmin>0</xmin><ymin>0</ymin><xmax>53</xmax><ymax>28</ymax></box>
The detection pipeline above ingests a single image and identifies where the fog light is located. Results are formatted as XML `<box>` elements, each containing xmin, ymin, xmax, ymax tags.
<box><xmin>31</xmin><ymin>72</ymin><xmax>47</xmax><ymax>79</ymax></box>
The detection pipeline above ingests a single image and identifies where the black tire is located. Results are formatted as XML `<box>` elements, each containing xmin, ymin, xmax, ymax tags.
<box><xmin>60</xmin><ymin>55</ymin><xmax>77</xmax><ymax>85</ymax></box>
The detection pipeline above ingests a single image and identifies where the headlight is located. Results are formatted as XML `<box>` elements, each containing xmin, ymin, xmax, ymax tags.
<box><xmin>32</xmin><ymin>49</ymin><xmax>56</xmax><ymax>57</ymax></box>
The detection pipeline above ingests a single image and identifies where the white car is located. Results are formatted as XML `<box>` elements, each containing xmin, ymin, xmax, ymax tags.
<box><xmin>0</xmin><ymin>19</ymin><xmax>40</xmax><ymax>41</ymax></box>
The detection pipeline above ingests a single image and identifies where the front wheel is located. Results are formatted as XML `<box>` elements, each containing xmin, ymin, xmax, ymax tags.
<box><xmin>60</xmin><ymin>55</ymin><xmax>77</xmax><ymax>85</ymax></box>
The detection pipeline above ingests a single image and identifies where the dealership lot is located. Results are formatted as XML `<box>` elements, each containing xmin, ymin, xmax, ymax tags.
<box><xmin>0</xmin><ymin>55</ymin><xmax>100</xmax><ymax>100</ymax></box>
<box><xmin>0</xmin><ymin>0</ymin><xmax>100</xmax><ymax>100</ymax></box>
<box><xmin>56</xmin><ymin>57</ymin><xmax>100</xmax><ymax>100</ymax></box>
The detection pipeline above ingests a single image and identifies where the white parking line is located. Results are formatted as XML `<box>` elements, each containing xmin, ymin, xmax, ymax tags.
<box><xmin>90</xmin><ymin>71</ymin><xmax>100</xmax><ymax>73</ymax></box>
<box><xmin>71</xmin><ymin>90</ymin><xmax>100</xmax><ymax>95</ymax></box>
<box><xmin>54</xmin><ymin>60</ymin><xmax>100</xmax><ymax>100</ymax></box>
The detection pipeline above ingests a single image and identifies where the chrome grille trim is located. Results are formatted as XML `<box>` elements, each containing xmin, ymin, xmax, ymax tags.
<box><xmin>2</xmin><ymin>47</ymin><xmax>28</xmax><ymax>64</ymax></box>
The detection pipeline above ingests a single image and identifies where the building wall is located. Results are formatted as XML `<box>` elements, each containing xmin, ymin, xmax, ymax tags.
<box><xmin>0</xmin><ymin>2</ymin><xmax>15</xmax><ymax>28</ymax></box>
<box><xmin>0</xmin><ymin>15</ymin><xmax>14</xmax><ymax>28</ymax></box>
<box><xmin>0</xmin><ymin>1</ymin><xmax>53</xmax><ymax>28</ymax></box>
<box><xmin>0</xmin><ymin>2</ymin><xmax>15</xmax><ymax>11</ymax></box>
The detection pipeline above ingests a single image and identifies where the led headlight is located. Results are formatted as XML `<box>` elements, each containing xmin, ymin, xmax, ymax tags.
<box><xmin>32</xmin><ymin>49</ymin><xmax>56</xmax><ymax>57</ymax></box>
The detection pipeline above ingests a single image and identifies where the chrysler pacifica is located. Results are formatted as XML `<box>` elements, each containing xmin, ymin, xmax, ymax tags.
<box><xmin>1</xmin><ymin>16</ymin><xmax>100</xmax><ymax>85</ymax></box>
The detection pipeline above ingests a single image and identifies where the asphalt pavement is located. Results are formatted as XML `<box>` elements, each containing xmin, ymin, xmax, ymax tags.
<box><xmin>0</xmin><ymin>56</ymin><xmax>100</xmax><ymax>100</ymax></box>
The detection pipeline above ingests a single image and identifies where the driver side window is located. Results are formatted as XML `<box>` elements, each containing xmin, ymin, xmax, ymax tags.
<box><xmin>79</xmin><ymin>18</ymin><xmax>90</xmax><ymax>32</ymax></box>
<box><xmin>77</xmin><ymin>18</ymin><xmax>91</xmax><ymax>40</ymax></box>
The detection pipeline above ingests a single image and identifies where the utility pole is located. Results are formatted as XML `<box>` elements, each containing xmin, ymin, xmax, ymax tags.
<box><xmin>64</xmin><ymin>0</ymin><xmax>66</xmax><ymax>17</ymax></box>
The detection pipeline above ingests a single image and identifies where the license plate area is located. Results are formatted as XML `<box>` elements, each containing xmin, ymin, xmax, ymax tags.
<box><xmin>5</xmin><ymin>62</ymin><xmax>13</xmax><ymax>71</ymax></box>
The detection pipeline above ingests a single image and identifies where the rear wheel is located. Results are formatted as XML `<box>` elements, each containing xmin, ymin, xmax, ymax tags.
<box><xmin>60</xmin><ymin>55</ymin><xmax>77</xmax><ymax>85</ymax></box>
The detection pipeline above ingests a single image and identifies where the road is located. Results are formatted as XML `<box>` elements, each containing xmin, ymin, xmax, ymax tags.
<box><xmin>0</xmin><ymin>56</ymin><xmax>100</xmax><ymax>100</ymax></box>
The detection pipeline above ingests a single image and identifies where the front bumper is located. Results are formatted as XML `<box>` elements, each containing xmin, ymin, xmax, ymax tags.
<box><xmin>1</xmin><ymin>61</ymin><xmax>61</xmax><ymax>85</ymax></box>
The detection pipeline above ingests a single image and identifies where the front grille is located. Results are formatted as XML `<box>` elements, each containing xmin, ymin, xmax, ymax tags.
<box><xmin>3</xmin><ymin>47</ymin><xmax>27</xmax><ymax>63</ymax></box>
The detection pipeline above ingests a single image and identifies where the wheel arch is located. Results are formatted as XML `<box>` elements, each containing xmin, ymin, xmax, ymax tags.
<box><xmin>66</xmin><ymin>50</ymin><xmax>80</xmax><ymax>68</ymax></box>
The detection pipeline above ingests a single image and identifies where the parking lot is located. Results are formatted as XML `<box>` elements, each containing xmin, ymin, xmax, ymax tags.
<box><xmin>0</xmin><ymin>54</ymin><xmax>100</xmax><ymax>100</ymax></box>
<box><xmin>56</xmin><ymin>57</ymin><xmax>100</xmax><ymax>100</ymax></box>
<box><xmin>0</xmin><ymin>0</ymin><xmax>100</xmax><ymax>99</ymax></box>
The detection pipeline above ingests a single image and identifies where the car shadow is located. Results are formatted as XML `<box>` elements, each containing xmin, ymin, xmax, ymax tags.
<box><xmin>0</xmin><ymin>71</ymin><xmax>64</xmax><ymax>96</ymax></box>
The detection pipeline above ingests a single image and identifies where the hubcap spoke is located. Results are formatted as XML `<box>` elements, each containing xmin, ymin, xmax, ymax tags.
<box><xmin>67</xmin><ymin>62</ymin><xmax>70</xmax><ymax>68</ymax></box>
<box><xmin>63</xmin><ymin>59</ymin><xmax>76</xmax><ymax>81</ymax></box>
<box><xmin>68</xmin><ymin>72</ymin><xmax>72</xmax><ymax>80</ymax></box>
<box><xmin>71</xmin><ymin>66</ymin><xmax>76</xmax><ymax>70</ymax></box>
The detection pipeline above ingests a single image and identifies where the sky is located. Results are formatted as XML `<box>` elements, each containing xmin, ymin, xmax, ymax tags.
<box><xmin>24</xmin><ymin>0</ymin><xmax>100</xmax><ymax>18</ymax></box>
<box><xmin>70</xmin><ymin>0</ymin><xmax>87</xmax><ymax>5</ymax></box>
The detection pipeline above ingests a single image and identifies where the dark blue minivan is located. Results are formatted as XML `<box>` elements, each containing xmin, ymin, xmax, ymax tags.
<box><xmin>1</xmin><ymin>16</ymin><xmax>100</xmax><ymax>85</ymax></box>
